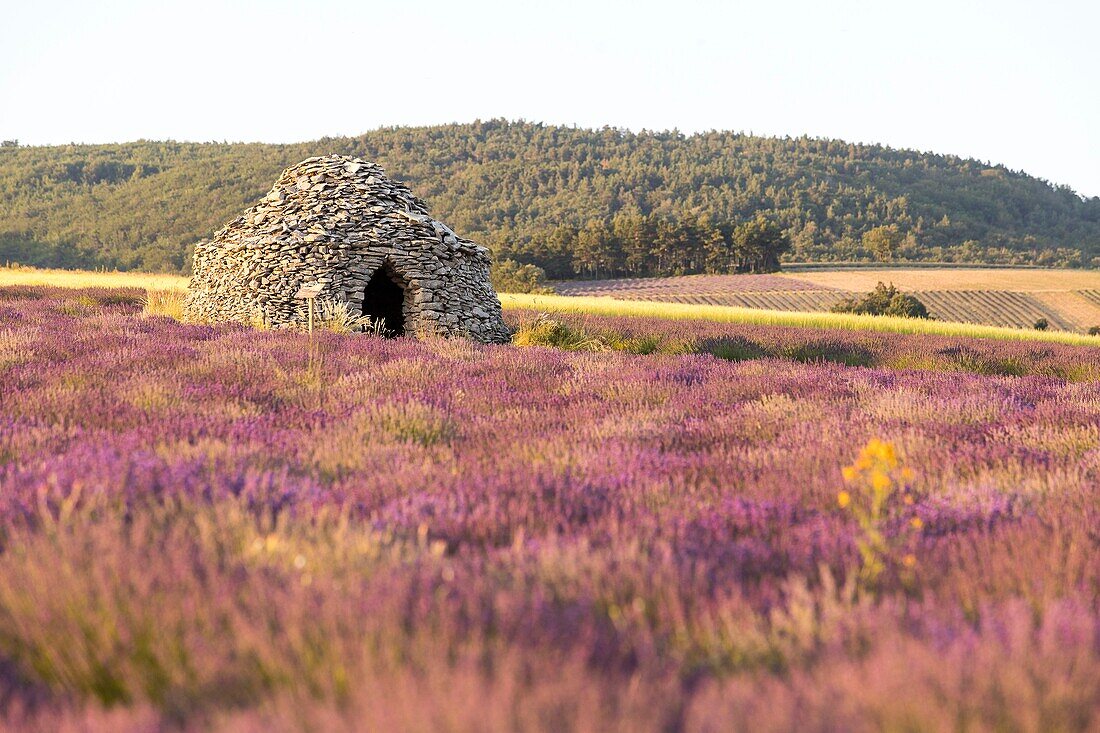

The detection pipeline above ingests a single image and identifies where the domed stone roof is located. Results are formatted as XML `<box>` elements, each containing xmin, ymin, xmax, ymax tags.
<box><xmin>184</xmin><ymin>155</ymin><xmax>511</xmax><ymax>343</ymax></box>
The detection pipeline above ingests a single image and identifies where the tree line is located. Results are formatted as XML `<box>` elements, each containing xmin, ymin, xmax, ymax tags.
<box><xmin>496</xmin><ymin>213</ymin><xmax>790</xmax><ymax>279</ymax></box>
<box><xmin>0</xmin><ymin>120</ymin><xmax>1097</xmax><ymax>275</ymax></box>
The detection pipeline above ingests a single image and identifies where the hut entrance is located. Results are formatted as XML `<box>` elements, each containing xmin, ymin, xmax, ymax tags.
<box><xmin>362</xmin><ymin>265</ymin><xmax>406</xmax><ymax>336</ymax></box>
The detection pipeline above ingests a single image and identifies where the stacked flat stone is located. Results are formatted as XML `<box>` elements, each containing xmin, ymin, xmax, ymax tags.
<box><xmin>185</xmin><ymin>155</ymin><xmax>512</xmax><ymax>344</ymax></box>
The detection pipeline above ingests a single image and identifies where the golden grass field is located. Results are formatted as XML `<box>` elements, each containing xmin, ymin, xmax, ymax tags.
<box><xmin>4</xmin><ymin>265</ymin><xmax>1100</xmax><ymax>346</ymax></box>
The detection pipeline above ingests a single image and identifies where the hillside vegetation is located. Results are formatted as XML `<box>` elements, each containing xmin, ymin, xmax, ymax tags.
<box><xmin>1</xmin><ymin>121</ymin><xmax>1097</xmax><ymax>275</ymax></box>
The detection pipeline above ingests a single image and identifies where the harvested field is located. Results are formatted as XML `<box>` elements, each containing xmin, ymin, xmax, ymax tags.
<box><xmin>1031</xmin><ymin>291</ymin><xmax>1100</xmax><ymax>332</ymax></box>
<box><xmin>556</xmin><ymin>268</ymin><xmax>1100</xmax><ymax>333</ymax></box>
<box><xmin>782</xmin><ymin>267</ymin><xmax>1100</xmax><ymax>292</ymax></box>
<box><xmin>1079</xmin><ymin>290</ymin><xmax>1100</xmax><ymax>307</ymax></box>
<box><xmin>913</xmin><ymin>291</ymin><xmax>1073</xmax><ymax>330</ymax></box>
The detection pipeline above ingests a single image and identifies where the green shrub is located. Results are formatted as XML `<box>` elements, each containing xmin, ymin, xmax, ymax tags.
<box><xmin>831</xmin><ymin>282</ymin><xmax>929</xmax><ymax>319</ymax></box>
<box><xmin>927</xmin><ymin>346</ymin><xmax>1031</xmax><ymax>377</ymax></box>
<box><xmin>782</xmin><ymin>343</ymin><xmax>875</xmax><ymax>367</ymax></box>
<box><xmin>1087</xmin><ymin>325</ymin><xmax>1099</xmax><ymax>336</ymax></box>
<box><xmin>512</xmin><ymin>315</ymin><xmax>608</xmax><ymax>351</ymax></box>
<box><xmin>700</xmin><ymin>338</ymin><xmax>768</xmax><ymax>362</ymax></box>
<box><xmin>1033</xmin><ymin>318</ymin><xmax>1049</xmax><ymax>331</ymax></box>
<box><xmin>513</xmin><ymin>315</ymin><xmax>688</xmax><ymax>355</ymax></box>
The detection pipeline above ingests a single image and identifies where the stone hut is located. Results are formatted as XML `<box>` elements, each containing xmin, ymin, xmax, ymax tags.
<box><xmin>184</xmin><ymin>155</ymin><xmax>511</xmax><ymax>343</ymax></box>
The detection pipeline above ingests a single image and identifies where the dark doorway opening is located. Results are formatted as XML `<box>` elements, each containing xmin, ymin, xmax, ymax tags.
<box><xmin>362</xmin><ymin>266</ymin><xmax>406</xmax><ymax>336</ymax></box>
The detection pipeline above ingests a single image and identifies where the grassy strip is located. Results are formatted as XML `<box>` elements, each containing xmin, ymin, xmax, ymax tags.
<box><xmin>0</xmin><ymin>266</ymin><xmax>189</xmax><ymax>291</ymax></box>
<box><xmin>501</xmin><ymin>293</ymin><xmax>1100</xmax><ymax>346</ymax></box>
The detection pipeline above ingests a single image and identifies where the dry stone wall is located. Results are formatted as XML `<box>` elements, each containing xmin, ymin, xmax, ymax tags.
<box><xmin>185</xmin><ymin>155</ymin><xmax>512</xmax><ymax>344</ymax></box>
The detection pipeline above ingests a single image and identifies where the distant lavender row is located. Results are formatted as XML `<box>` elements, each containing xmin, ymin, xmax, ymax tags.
<box><xmin>0</xmin><ymin>288</ymin><xmax>1098</xmax><ymax>730</ymax></box>
<box><xmin>554</xmin><ymin>273</ymin><xmax>834</xmax><ymax>294</ymax></box>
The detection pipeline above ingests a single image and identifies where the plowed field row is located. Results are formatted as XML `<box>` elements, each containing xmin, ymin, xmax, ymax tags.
<box><xmin>555</xmin><ymin>273</ymin><xmax>833</xmax><ymax>295</ymax></box>
<box><xmin>623</xmin><ymin>290</ymin><xmax>845</xmax><ymax>311</ymax></box>
<box><xmin>1031</xmin><ymin>292</ymin><xmax>1100</xmax><ymax>332</ymax></box>
<box><xmin>913</xmin><ymin>291</ymin><xmax>1073</xmax><ymax>330</ymax></box>
<box><xmin>1076</xmin><ymin>290</ymin><xmax>1100</xmax><ymax>307</ymax></box>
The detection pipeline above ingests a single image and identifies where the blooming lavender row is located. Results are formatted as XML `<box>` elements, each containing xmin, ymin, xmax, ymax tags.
<box><xmin>506</xmin><ymin>309</ymin><xmax>1100</xmax><ymax>379</ymax></box>
<box><xmin>0</xmin><ymin>288</ymin><xmax>1098</xmax><ymax>731</ymax></box>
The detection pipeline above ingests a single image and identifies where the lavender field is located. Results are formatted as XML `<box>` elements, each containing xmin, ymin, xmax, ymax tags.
<box><xmin>1</xmin><ymin>287</ymin><xmax>1099</xmax><ymax>731</ymax></box>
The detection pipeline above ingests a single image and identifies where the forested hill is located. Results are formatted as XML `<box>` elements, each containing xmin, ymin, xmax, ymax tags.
<box><xmin>1</xmin><ymin>120</ymin><xmax>1097</xmax><ymax>276</ymax></box>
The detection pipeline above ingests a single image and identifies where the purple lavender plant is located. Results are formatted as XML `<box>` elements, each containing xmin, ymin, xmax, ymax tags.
<box><xmin>0</xmin><ymin>287</ymin><xmax>1096</xmax><ymax>731</ymax></box>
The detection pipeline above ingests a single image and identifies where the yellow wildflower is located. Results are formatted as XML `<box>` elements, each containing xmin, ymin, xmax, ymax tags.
<box><xmin>866</xmin><ymin>439</ymin><xmax>893</xmax><ymax>462</ymax></box>
<box><xmin>838</xmin><ymin>439</ymin><xmax>922</xmax><ymax>589</ymax></box>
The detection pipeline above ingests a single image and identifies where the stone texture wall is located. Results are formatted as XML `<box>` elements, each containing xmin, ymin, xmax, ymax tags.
<box><xmin>185</xmin><ymin>155</ymin><xmax>512</xmax><ymax>344</ymax></box>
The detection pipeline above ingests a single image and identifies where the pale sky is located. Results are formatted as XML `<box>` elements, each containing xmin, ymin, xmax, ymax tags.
<box><xmin>2</xmin><ymin>0</ymin><xmax>1097</xmax><ymax>196</ymax></box>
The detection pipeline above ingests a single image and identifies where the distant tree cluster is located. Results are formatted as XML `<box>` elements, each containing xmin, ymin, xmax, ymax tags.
<box><xmin>490</xmin><ymin>259</ymin><xmax>553</xmax><ymax>294</ymax></box>
<box><xmin>832</xmin><ymin>282</ymin><xmax>930</xmax><ymax>319</ymax></box>
<box><xmin>0</xmin><ymin>120</ymin><xmax>1097</xmax><ymax>274</ymax></box>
